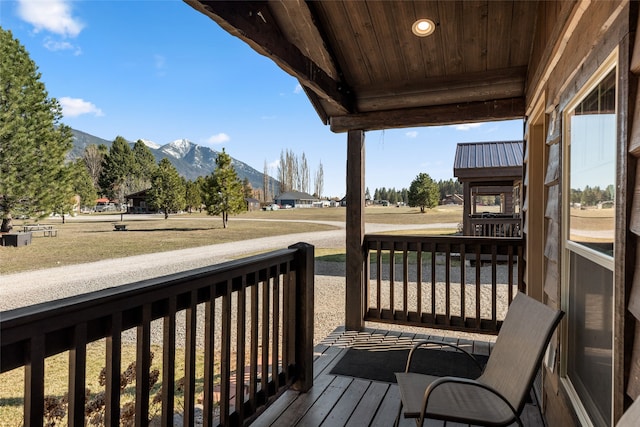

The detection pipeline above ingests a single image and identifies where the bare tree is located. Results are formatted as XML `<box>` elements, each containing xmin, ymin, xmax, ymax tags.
<box><xmin>300</xmin><ymin>153</ymin><xmax>309</xmax><ymax>194</ymax></box>
<box><xmin>82</xmin><ymin>144</ymin><xmax>105</xmax><ymax>189</ymax></box>
<box><xmin>314</xmin><ymin>161</ymin><xmax>324</xmax><ymax>198</ymax></box>
<box><xmin>263</xmin><ymin>160</ymin><xmax>270</xmax><ymax>202</ymax></box>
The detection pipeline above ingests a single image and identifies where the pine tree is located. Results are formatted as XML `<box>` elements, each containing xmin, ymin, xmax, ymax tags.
<box><xmin>147</xmin><ymin>158</ymin><xmax>185</xmax><ymax>219</ymax></box>
<box><xmin>131</xmin><ymin>139</ymin><xmax>157</xmax><ymax>192</ymax></box>
<box><xmin>203</xmin><ymin>149</ymin><xmax>245</xmax><ymax>228</ymax></box>
<box><xmin>184</xmin><ymin>179</ymin><xmax>202</xmax><ymax>214</ymax></box>
<box><xmin>71</xmin><ymin>159</ymin><xmax>98</xmax><ymax>211</ymax></box>
<box><xmin>0</xmin><ymin>28</ymin><xmax>73</xmax><ymax>232</ymax></box>
<box><xmin>408</xmin><ymin>173</ymin><xmax>440</xmax><ymax>213</ymax></box>
<box><xmin>99</xmin><ymin>136</ymin><xmax>134</xmax><ymax>201</ymax></box>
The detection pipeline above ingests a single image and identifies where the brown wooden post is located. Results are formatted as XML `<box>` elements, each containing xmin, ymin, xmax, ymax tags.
<box><xmin>463</xmin><ymin>182</ymin><xmax>472</xmax><ymax>235</ymax></box>
<box><xmin>290</xmin><ymin>242</ymin><xmax>314</xmax><ymax>392</ymax></box>
<box><xmin>346</xmin><ymin>130</ymin><xmax>365</xmax><ymax>330</ymax></box>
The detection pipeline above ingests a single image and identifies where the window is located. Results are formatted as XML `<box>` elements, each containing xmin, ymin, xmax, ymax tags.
<box><xmin>563</xmin><ymin>61</ymin><xmax>616</xmax><ymax>427</ymax></box>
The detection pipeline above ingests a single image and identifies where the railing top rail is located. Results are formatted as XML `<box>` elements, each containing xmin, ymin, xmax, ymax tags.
<box><xmin>364</xmin><ymin>234</ymin><xmax>524</xmax><ymax>245</ymax></box>
<box><xmin>1</xmin><ymin>247</ymin><xmax>298</xmax><ymax>341</ymax></box>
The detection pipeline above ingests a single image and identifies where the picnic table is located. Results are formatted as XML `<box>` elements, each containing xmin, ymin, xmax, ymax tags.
<box><xmin>21</xmin><ymin>224</ymin><xmax>58</xmax><ymax>237</ymax></box>
<box><xmin>113</xmin><ymin>223</ymin><xmax>128</xmax><ymax>231</ymax></box>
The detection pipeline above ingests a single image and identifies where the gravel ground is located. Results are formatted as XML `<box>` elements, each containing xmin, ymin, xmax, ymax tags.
<box><xmin>1</xmin><ymin>220</ymin><xmax>506</xmax><ymax>347</ymax></box>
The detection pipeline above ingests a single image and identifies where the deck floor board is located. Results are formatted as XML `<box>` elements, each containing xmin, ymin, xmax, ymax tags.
<box><xmin>251</xmin><ymin>328</ymin><xmax>544</xmax><ymax>427</ymax></box>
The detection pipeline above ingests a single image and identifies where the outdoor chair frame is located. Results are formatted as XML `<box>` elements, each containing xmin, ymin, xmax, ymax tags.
<box><xmin>395</xmin><ymin>292</ymin><xmax>564</xmax><ymax>427</ymax></box>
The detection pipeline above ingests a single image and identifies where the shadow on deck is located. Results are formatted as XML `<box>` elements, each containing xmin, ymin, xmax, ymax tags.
<box><xmin>253</xmin><ymin>327</ymin><xmax>544</xmax><ymax>427</ymax></box>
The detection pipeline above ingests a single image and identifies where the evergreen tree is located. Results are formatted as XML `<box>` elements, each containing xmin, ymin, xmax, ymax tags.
<box><xmin>72</xmin><ymin>159</ymin><xmax>98</xmax><ymax>211</ymax></box>
<box><xmin>184</xmin><ymin>179</ymin><xmax>202</xmax><ymax>214</ymax></box>
<box><xmin>49</xmin><ymin>163</ymin><xmax>76</xmax><ymax>224</ymax></box>
<box><xmin>131</xmin><ymin>139</ymin><xmax>157</xmax><ymax>191</ymax></box>
<box><xmin>408</xmin><ymin>173</ymin><xmax>440</xmax><ymax>213</ymax></box>
<box><xmin>0</xmin><ymin>29</ymin><xmax>73</xmax><ymax>231</ymax></box>
<box><xmin>203</xmin><ymin>149</ymin><xmax>245</xmax><ymax>228</ymax></box>
<box><xmin>99</xmin><ymin>136</ymin><xmax>134</xmax><ymax>201</ymax></box>
<box><xmin>147</xmin><ymin>158</ymin><xmax>185</xmax><ymax>219</ymax></box>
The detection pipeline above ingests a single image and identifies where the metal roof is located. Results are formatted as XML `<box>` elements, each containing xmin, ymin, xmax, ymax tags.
<box><xmin>453</xmin><ymin>140</ymin><xmax>523</xmax><ymax>180</ymax></box>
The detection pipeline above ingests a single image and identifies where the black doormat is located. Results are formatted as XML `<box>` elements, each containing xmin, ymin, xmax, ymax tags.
<box><xmin>330</xmin><ymin>347</ymin><xmax>489</xmax><ymax>383</ymax></box>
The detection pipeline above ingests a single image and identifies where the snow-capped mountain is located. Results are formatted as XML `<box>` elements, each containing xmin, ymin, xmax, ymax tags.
<box><xmin>69</xmin><ymin>129</ymin><xmax>275</xmax><ymax>191</ymax></box>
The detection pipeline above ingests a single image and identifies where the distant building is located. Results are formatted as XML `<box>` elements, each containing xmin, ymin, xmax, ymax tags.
<box><xmin>245</xmin><ymin>197</ymin><xmax>261</xmax><ymax>211</ymax></box>
<box><xmin>442</xmin><ymin>194</ymin><xmax>464</xmax><ymax>205</ymax></box>
<box><xmin>274</xmin><ymin>191</ymin><xmax>316</xmax><ymax>208</ymax></box>
<box><xmin>125</xmin><ymin>190</ymin><xmax>155</xmax><ymax>214</ymax></box>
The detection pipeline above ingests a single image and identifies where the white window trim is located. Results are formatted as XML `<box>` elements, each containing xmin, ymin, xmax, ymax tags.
<box><xmin>559</xmin><ymin>48</ymin><xmax>618</xmax><ymax>427</ymax></box>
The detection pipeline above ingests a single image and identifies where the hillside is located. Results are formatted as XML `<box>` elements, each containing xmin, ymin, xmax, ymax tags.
<box><xmin>69</xmin><ymin>129</ymin><xmax>276</xmax><ymax>191</ymax></box>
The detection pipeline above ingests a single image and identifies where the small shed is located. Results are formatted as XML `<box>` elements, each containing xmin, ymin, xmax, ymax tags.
<box><xmin>453</xmin><ymin>141</ymin><xmax>523</xmax><ymax>236</ymax></box>
<box><xmin>126</xmin><ymin>189</ymin><xmax>154</xmax><ymax>214</ymax></box>
<box><xmin>245</xmin><ymin>197</ymin><xmax>260</xmax><ymax>211</ymax></box>
<box><xmin>274</xmin><ymin>191</ymin><xmax>316</xmax><ymax>208</ymax></box>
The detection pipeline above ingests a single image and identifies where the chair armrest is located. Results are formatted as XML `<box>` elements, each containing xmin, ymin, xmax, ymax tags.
<box><xmin>418</xmin><ymin>376</ymin><xmax>521</xmax><ymax>427</ymax></box>
<box><xmin>404</xmin><ymin>339</ymin><xmax>484</xmax><ymax>373</ymax></box>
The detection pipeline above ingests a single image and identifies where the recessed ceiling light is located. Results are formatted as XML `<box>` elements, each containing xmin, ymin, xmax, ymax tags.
<box><xmin>412</xmin><ymin>18</ymin><xmax>436</xmax><ymax>37</ymax></box>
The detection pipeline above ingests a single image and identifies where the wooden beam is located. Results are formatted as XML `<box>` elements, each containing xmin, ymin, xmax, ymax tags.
<box><xmin>356</xmin><ymin>67</ymin><xmax>527</xmax><ymax>112</ymax></box>
<box><xmin>345</xmin><ymin>130</ymin><xmax>365</xmax><ymax>331</ymax></box>
<box><xmin>330</xmin><ymin>97</ymin><xmax>525</xmax><ymax>133</ymax></box>
<box><xmin>187</xmin><ymin>0</ymin><xmax>354</xmax><ymax>114</ymax></box>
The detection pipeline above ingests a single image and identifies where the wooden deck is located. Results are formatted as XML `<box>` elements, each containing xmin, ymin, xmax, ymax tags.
<box><xmin>252</xmin><ymin>327</ymin><xmax>545</xmax><ymax>427</ymax></box>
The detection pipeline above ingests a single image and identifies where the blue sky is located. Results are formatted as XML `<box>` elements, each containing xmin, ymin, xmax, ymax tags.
<box><xmin>1</xmin><ymin>0</ymin><xmax>524</xmax><ymax>198</ymax></box>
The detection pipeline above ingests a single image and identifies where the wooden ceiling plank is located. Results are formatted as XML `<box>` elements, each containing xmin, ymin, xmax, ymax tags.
<box><xmin>366</xmin><ymin>1</ymin><xmax>407</xmax><ymax>83</ymax></box>
<box><xmin>312</xmin><ymin>1</ymin><xmax>371</xmax><ymax>89</ymax></box>
<box><xmin>462</xmin><ymin>0</ymin><xmax>489</xmax><ymax>73</ymax></box>
<box><xmin>410</xmin><ymin>1</ymin><xmax>446</xmax><ymax>78</ymax></box>
<box><xmin>509</xmin><ymin>1</ymin><xmax>539</xmax><ymax>67</ymax></box>
<box><xmin>188</xmin><ymin>0</ymin><xmax>353</xmax><ymax>113</ymax></box>
<box><xmin>437</xmin><ymin>0</ymin><xmax>464</xmax><ymax>75</ymax></box>
<box><xmin>342</xmin><ymin>1</ymin><xmax>381</xmax><ymax>85</ymax></box>
<box><xmin>486</xmin><ymin>1</ymin><xmax>513</xmax><ymax>69</ymax></box>
<box><xmin>329</xmin><ymin>97</ymin><xmax>525</xmax><ymax>132</ymax></box>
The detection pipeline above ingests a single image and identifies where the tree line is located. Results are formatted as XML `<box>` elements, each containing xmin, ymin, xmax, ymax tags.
<box><xmin>0</xmin><ymin>28</ymin><xmax>249</xmax><ymax>231</ymax></box>
<box><xmin>369</xmin><ymin>178</ymin><xmax>463</xmax><ymax>205</ymax></box>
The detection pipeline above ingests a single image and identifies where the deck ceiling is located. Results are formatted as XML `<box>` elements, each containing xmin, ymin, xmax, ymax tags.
<box><xmin>185</xmin><ymin>0</ymin><xmax>538</xmax><ymax>132</ymax></box>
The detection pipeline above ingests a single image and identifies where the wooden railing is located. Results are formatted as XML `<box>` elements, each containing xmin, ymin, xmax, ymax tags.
<box><xmin>1</xmin><ymin>243</ymin><xmax>314</xmax><ymax>427</ymax></box>
<box><xmin>363</xmin><ymin>235</ymin><xmax>524</xmax><ymax>334</ymax></box>
<box><xmin>469</xmin><ymin>216</ymin><xmax>521</xmax><ymax>237</ymax></box>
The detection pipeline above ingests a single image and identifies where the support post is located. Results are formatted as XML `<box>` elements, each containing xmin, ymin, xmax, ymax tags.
<box><xmin>346</xmin><ymin>130</ymin><xmax>365</xmax><ymax>331</ymax></box>
<box><xmin>290</xmin><ymin>242</ymin><xmax>314</xmax><ymax>391</ymax></box>
<box><xmin>463</xmin><ymin>182</ymin><xmax>472</xmax><ymax>235</ymax></box>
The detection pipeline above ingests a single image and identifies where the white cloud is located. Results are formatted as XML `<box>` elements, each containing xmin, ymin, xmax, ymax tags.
<box><xmin>294</xmin><ymin>84</ymin><xmax>303</xmax><ymax>94</ymax></box>
<box><xmin>455</xmin><ymin>123</ymin><xmax>483</xmax><ymax>131</ymax></box>
<box><xmin>59</xmin><ymin>97</ymin><xmax>104</xmax><ymax>117</ymax></box>
<box><xmin>17</xmin><ymin>0</ymin><xmax>84</xmax><ymax>38</ymax></box>
<box><xmin>405</xmin><ymin>131</ymin><xmax>418</xmax><ymax>138</ymax></box>
<box><xmin>43</xmin><ymin>37</ymin><xmax>82</xmax><ymax>55</ymax></box>
<box><xmin>206</xmin><ymin>133</ymin><xmax>230</xmax><ymax>145</ymax></box>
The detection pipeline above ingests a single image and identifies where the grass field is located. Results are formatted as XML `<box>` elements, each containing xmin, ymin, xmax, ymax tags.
<box><xmin>0</xmin><ymin>205</ymin><xmax>463</xmax><ymax>274</ymax></box>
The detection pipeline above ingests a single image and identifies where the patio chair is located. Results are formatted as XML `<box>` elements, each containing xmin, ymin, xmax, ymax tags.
<box><xmin>395</xmin><ymin>292</ymin><xmax>564</xmax><ymax>426</ymax></box>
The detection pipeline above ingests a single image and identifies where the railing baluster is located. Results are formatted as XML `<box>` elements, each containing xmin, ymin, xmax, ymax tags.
<box><xmin>389</xmin><ymin>246</ymin><xmax>395</xmax><ymax>318</ymax></box>
<box><xmin>416</xmin><ymin>242</ymin><xmax>422</xmax><ymax>319</ymax></box>
<box><xmin>261</xmin><ymin>272</ymin><xmax>270</xmax><ymax>395</ymax></box>
<box><xmin>106</xmin><ymin>312</ymin><xmax>122</xmax><ymax>425</ymax></box>
<box><xmin>445</xmin><ymin>243</ymin><xmax>451</xmax><ymax>325</ymax></box>
<box><xmin>136</xmin><ymin>304</ymin><xmax>152</xmax><ymax>427</ymax></box>
<box><xmin>431</xmin><ymin>242</ymin><xmax>436</xmax><ymax>322</ymax></box>
<box><xmin>236</xmin><ymin>276</ymin><xmax>247</xmax><ymax>423</ymax></box>
<box><xmin>68</xmin><ymin>323</ymin><xmax>87</xmax><ymax>427</ymax></box>
<box><xmin>250</xmin><ymin>278</ymin><xmax>259</xmax><ymax>412</ymax></box>
<box><xmin>492</xmin><ymin>245</ymin><xmax>498</xmax><ymax>328</ymax></box>
<box><xmin>272</xmin><ymin>266</ymin><xmax>280</xmax><ymax>391</ymax></box>
<box><xmin>475</xmin><ymin>243</ymin><xmax>481</xmax><ymax>329</ymax></box>
<box><xmin>25</xmin><ymin>334</ymin><xmax>45</xmax><ymax>427</ymax></box>
<box><xmin>460</xmin><ymin>244</ymin><xmax>466</xmax><ymax>325</ymax></box>
<box><xmin>402</xmin><ymin>241</ymin><xmax>408</xmax><ymax>320</ymax></box>
<box><xmin>376</xmin><ymin>241</ymin><xmax>382</xmax><ymax>318</ymax></box>
<box><xmin>220</xmin><ymin>279</ymin><xmax>232</xmax><ymax>425</ymax></box>
<box><xmin>184</xmin><ymin>290</ymin><xmax>197</xmax><ymax>426</ymax></box>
